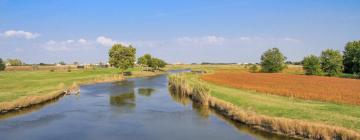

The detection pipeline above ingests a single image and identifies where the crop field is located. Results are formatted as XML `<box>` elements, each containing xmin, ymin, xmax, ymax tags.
<box><xmin>202</xmin><ymin>70</ymin><xmax>360</xmax><ymax>105</ymax></box>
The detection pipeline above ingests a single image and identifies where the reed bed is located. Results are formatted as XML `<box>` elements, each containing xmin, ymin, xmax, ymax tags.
<box><xmin>202</xmin><ymin>70</ymin><xmax>360</xmax><ymax>105</ymax></box>
<box><xmin>169</xmin><ymin>74</ymin><xmax>360</xmax><ymax>140</ymax></box>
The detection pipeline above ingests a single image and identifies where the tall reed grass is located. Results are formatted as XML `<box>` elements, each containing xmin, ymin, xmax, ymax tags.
<box><xmin>168</xmin><ymin>74</ymin><xmax>360</xmax><ymax>140</ymax></box>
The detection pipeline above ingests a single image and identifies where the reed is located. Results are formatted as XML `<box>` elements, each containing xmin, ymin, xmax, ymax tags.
<box><xmin>169</xmin><ymin>73</ymin><xmax>360</xmax><ymax>140</ymax></box>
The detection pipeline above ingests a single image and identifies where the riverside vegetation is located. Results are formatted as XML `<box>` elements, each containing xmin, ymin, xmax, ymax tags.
<box><xmin>169</xmin><ymin>73</ymin><xmax>360</xmax><ymax>140</ymax></box>
<box><xmin>0</xmin><ymin>43</ymin><xmax>168</xmax><ymax>113</ymax></box>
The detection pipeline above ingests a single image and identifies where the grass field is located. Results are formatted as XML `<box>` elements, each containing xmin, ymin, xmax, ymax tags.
<box><xmin>178</xmin><ymin>73</ymin><xmax>360</xmax><ymax>131</ymax></box>
<box><xmin>0</xmin><ymin>67</ymin><xmax>162</xmax><ymax>103</ymax></box>
<box><xmin>202</xmin><ymin>70</ymin><xmax>360</xmax><ymax>105</ymax></box>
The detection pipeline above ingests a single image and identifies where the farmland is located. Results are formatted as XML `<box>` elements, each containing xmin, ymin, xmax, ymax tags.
<box><xmin>202</xmin><ymin>70</ymin><xmax>360</xmax><ymax>105</ymax></box>
<box><xmin>169</xmin><ymin>73</ymin><xmax>360</xmax><ymax>139</ymax></box>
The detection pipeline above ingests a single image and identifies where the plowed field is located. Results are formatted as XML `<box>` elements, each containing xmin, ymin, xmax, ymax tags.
<box><xmin>201</xmin><ymin>70</ymin><xmax>360</xmax><ymax>105</ymax></box>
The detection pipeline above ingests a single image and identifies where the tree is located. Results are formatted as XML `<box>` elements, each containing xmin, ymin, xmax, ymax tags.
<box><xmin>151</xmin><ymin>58</ymin><xmax>166</xmax><ymax>70</ymax></box>
<box><xmin>0</xmin><ymin>58</ymin><xmax>5</xmax><ymax>71</ymax></box>
<box><xmin>260</xmin><ymin>48</ymin><xmax>287</xmax><ymax>73</ymax></box>
<box><xmin>137</xmin><ymin>54</ymin><xmax>166</xmax><ymax>71</ymax></box>
<box><xmin>302</xmin><ymin>55</ymin><xmax>322</xmax><ymax>75</ymax></box>
<box><xmin>108</xmin><ymin>44</ymin><xmax>136</xmax><ymax>73</ymax></box>
<box><xmin>137</xmin><ymin>54</ymin><xmax>152</xmax><ymax>70</ymax></box>
<box><xmin>59</xmin><ymin>61</ymin><xmax>66</xmax><ymax>65</ymax></box>
<box><xmin>320</xmin><ymin>49</ymin><xmax>343</xmax><ymax>76</ymax></box>
<box><xmin>249</xmin><ymin>64</ymin><xmax>258</xmax><ymax>73</ymax></box>
<box><xmin>6</xmin><ymin>58</ymin><xmax>23</xmax><ymax>66</ymax></box>
<box><xmin>343</xmin><ymin>40</ymin><xmax>360</xmax><ymax>74</ymax></box>
<box><xmin>73</xmin><ymin>61</ymin><xmax>79</xmax><ymax>66</ymax></box>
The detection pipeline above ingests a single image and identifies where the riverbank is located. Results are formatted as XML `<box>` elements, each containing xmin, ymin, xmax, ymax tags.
<box><xmin>168</xmin><ymin>73</ymin><xmax>360</xmax><ymax>140</ymax></box>
<box><xmin>0</xmin><ymin>68</ymin><xmax>164</xmax><ymax>113</ymax></box>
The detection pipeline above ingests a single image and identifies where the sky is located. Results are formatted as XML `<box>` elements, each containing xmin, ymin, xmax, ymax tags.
<box><xmin>0</xmin><ymin>0</ymin><xmax>360</xmax><ymax>64</ymax></box>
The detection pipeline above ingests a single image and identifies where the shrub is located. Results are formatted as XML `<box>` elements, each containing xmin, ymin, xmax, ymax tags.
<box><xmin>302</xmin><ymin>55</ymin><xmax>322</xmax><ymax>75</ymax></box>
<box><xmin>249</xmin><ymin>65</ymin><xmax>258</xmax><ymax>73</ymax></box>
<box><xmin>320</xmin><ymin>49</ymin><xmax>343</xmax><ymax>76</ymax></box>
<box><xmin>343</xmin><ymin>40</ymin><xmax>360</xmax><ymax>74</ymax></box>
<box><xmin>0</xmin><ymin>58</ymin><xmax>5</xmax><ymax>71</ymax></box>
<box><xmin>260</xmin><ymin>48</ymin><xmax>287</xmax><ymax>73</ymax></box>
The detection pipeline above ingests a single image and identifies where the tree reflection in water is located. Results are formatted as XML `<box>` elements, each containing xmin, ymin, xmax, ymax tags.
<box><xmin>109</xmin><ymin>80</ymin><xmax>136</xmax><ymax>109</ymax></box>
<box><xmin>138</xmin><ymin>88</ymin><xmax>155</xmax><ymax>97</ymax></box>
<box><xmin>168</xmin><ymin>88</ymin><xmax>209</xmax><ymax>119</ymax></box>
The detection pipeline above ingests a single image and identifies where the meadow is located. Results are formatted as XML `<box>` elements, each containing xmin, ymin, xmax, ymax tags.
<box><xmin>0</xmin><ymin>67</ymin><xmax>166</xmax><ymax>112</ymax></box>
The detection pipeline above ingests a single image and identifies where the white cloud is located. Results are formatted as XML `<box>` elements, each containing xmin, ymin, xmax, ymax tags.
<box><xmin>43</xmin><ymin>38</ymin><xmax>94</xmax><ymax>51</ymax></box>
<box><xmin>2</xmin><ymin>30</ymin><xmax>40</xmax><ymax>39</ymax></box>
<box><xmin>176</xmin><ymin>35</ymin><xmax>225</xmax><ymax>46</ymax></box>
<box><xmin>66</xmin><ymin>40</ymin><xmax>75</xmax><ymax>43</ymax></box>
<box><xmin>283</xmin><ymin>37</ymin><xmax>301</xmax><ymax>43</ymax></box>
<box><xmin>96</xmin><ymin>36</ymin><xmax>116</xmax><ymax>47</ymax></box>
<box><xmin>78</xmin><ymin>38</ymin><xmax>87</xmax><ymax>44</ymax></box>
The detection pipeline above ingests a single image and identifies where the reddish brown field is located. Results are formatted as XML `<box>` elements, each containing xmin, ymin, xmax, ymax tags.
<box><xmin>201</xmin><ymin>70</ymin><xmax>360</xmax><ymax>105</ymax></box>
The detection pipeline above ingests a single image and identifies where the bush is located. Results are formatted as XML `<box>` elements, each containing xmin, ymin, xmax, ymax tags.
<box><xmin>320</xmin><ymin>49</ymin><xmax>343</xmax><ymax>76</ymax></box>
<box><xmin>249</xmin><ymin>65</ymin><xmax>258</xmax><ymax>73</ymax></box>
<box><xmin>302</xmin><ymin>55</ymin><xmax>322</xmax><ymax>75</ymax></box>
<box><xmin>0</xmin><ymin>58</ymin><xmax>5</xmax><ymax>71</ymax></box>
<box><xmin>260</xmin><ymin>48</ymin><xmax>287</xmax><ymax>73</ymax></box>
<box><xmin>343</xmin><ymin>40</ymin><xmax>360</xmax><ymax>74</ymax></box>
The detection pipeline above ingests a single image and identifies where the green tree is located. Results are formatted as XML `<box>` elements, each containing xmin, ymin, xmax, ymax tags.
<box><xmin>343</xmin><ymin>40</ymin><xmax>360</xmax><ymax>74</ymax></box>
<box><xmin>59</xmin><ymin>61</ymin><xmax>66</xmax><ymax>65</ymax></box>
<box><xmin>108</xmin><ymin>44</ymin><xmax>136</xmax><ymax>73</ymax></box>
<box><xmin>249</xmin><ymin>64</ymin><xmax>258</xmax><ymax>73</ymax></box>
<box><xmin>302</xmin><ymin>55</ymin><xmax>322</xmax><ymax>75</ymax></box>
<box><xmin>137</xmin><ymin>54</ymin><xmax>166</xmax><ymax>71</ymax></box>
<box><xmin>320</xmin><ymin>49</ymin><xmax>343</xmax><ymax>76</ymax></box>
<box><xmin>0</xmin><ymin>58</ymin><xmax>5</xmax><ymax>71</ymax></box>
<box><xmin>6</xmin><ymin>58</ymin><xmax>23</xmax><ymax>66</ymax></box>
<box><xmin>137</xmin><ymin>54</ymin><xmax>152</xmax><ymax>71</ymax></box>
<box><xmin>260</xmin><ymin>48</ymin><xmax>287</xmax><ymax>73</ymax></box>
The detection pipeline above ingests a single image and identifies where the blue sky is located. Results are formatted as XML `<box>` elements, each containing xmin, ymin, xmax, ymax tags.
<box><xmin>0</xmin><ymin>0</ymin><xmax>359</xmax><ymax>64</ymax></box>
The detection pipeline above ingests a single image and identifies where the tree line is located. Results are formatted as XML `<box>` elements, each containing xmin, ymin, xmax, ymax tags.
<box><xmin>108</xmin><ymin>44</ymin><xmax>166</xmax><ymax>74</ymax></box>
<box><xmin>259</xmin><ymin>40</ymin><xmax>360</xmax><ymax>77</ymax></box>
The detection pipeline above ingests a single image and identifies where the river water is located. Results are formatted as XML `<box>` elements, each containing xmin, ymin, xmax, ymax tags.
<box><xmin>0</xmin><ymin>71</ymin><xmax>294</xmax><ymax>140</ymax></box>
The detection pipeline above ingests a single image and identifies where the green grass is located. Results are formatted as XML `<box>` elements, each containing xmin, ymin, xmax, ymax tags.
<box><xmin>183</xmin><ymin>73</ymin><xmax>360</xmax><ymax>131</ymax></box>
<box><xmin>0</xmin><ymin>68</ymin><xmax>120</xmax><ymax>102</ymax></box>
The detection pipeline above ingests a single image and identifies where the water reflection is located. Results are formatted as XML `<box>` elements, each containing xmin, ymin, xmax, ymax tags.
<box><xmin>138</xmin><ymin>88</ymin><xmax>155</xmax><ymax>97</ymax></box>
<box><xmin>109</xmin><ymin>80</ymin><xmax>136</xmax><ymax>109</ymax></box>
<box><xmin>0</xmin><ymin>96</ymin><xmax>63</xmax><ymax>120</ymax></box>
<box><xmin>168</xmin><ymin>87</ymin><xmax>298</xmax><ymax>140</ymax></box>
<box><xmin>109</xmin><ymin>92</ymin><xmax>136</xmax><ymax>108</ymax></box>
<box><xmin>169</xmin><ymin>88</ymin><xmax>191</xmax><ymax>105</ymax></box>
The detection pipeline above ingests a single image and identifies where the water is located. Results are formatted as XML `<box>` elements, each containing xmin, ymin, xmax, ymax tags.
<box><xmin>0</xmin><ymin>72</ymin><xmax>294</xmax><ymax>140</ymax></box>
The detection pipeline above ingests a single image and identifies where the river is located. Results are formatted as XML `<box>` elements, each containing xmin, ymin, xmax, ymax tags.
<box><xmin>0</xmin><ymin>71</ymin><xmax>294</xmax><ymax>140</ymax></box>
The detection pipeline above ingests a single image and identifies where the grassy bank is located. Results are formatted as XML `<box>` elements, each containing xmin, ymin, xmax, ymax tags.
<box><xmin>0</xmin><ymin>68</ymin><xmax>164</xmax><ymax>112</ymax></box>
<box><xmin>168</xmin><ymin>73</ymin><xmax>360</xmax><ymax>139</ymax></box>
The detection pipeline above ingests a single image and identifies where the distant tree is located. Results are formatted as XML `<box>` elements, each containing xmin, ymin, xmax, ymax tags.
<box><xmin>302</xmin><ymin>55</ymin><xmax>322</xmax><ymax>75</ymax></box>
<box><xmin>151</xmin><ymin>58</ymin><xmax>166</xmax><ymax>70</ymax></box>
<box><xmin>260</xmin><ymin>48</ymin><xmax>287</xmax><ymax>73</ymax></box>
<box><xmin>73</xmin><ymin>61</ymin><xmax>79</xmax><ymax>66</ymax></box>
<box><xmin>137</xmin><ymin>54</ymin><xmax>166</xmax><ymax>71</ymax></box>
<box><xmin>108</xmin><ymin>44</ymin><xmax>136</xmax><ymax>73</ymax></box>
<box><xmin>0</xmin><ymin>58</ymin><xmax>5</xmax><ymax>71</ymax></box>
<box><xmin>320</xmin><ymin>49</ymin><xmax>343</xmax><ymax>76</ymax></box>
<box><xmin>59</xmin><ymin>61</ymin><xmax>66</xmax><ymax>65</ymax></box>
<box><xmin>249</xmin><ymin>64</ymin><xmax>258</xmax><ymax>73</ymax></box>
<box><xmin>343</xmin><ymin>40</ymin><xmax>360</xmax><ymax>74</ymax></box>
<box><xmin>137</xmin><ymin>54</ymin><xmax>152</xmax><ymax>70</ymax></box>
<box><xmin>6</xmin><ymin>58</ymin><xmax>23</xmax><ymax>66</ymax></box>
